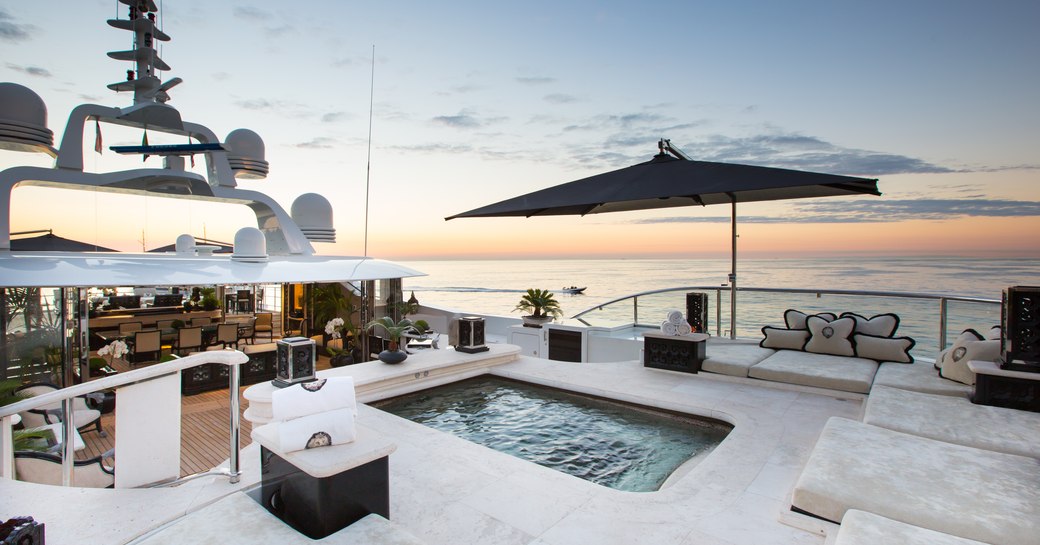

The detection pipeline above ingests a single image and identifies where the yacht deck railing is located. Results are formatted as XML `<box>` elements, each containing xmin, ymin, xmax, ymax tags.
<box><xmin>572</xmin><ymin>286</ymin><xmax>1000</xmax><ymax>350</ymax></box>
<box><xmin>0</xmin><ymin>350</ymin><xmax>248</xmax><ymax>487</ymax></box>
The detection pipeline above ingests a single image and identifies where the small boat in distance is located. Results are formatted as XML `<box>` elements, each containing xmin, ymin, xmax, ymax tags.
<box><xmin>561</xmin><ymin>286</ymin><xmax>586</xmax><ymax>294</ymax></box>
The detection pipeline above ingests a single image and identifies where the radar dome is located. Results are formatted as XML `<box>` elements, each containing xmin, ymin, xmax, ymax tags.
<box><xmin>174</xmin><ymin>234</ymin><xmax>196</xmax><ymax>254</ymax></box>
<box><xmin>291</xmin><ymin>193</ymin><xmax>334</xmax><ymax>230</ymax></box>
<box><xmin>232</xmin><ymin>227</ymin><xmax>267</xmax><ymax>261</ymax></box>
<box><xmin>225</xmin><ymin>128</ymin><xmax>265</xmax><ymax>161</ymax></box>
<box><xmin>0</xmin><ymin>82</ymin><xmax>48</xmax><ymax>129</ymax></box>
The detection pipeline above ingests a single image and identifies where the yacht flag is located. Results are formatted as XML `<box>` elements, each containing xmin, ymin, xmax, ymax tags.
<box><xmin>94</xmin><ymin>119</ymin><xmax>102</xmax><ymax>154</ymax></box>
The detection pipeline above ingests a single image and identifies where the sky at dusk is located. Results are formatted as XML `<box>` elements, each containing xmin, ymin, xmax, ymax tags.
<box><xmin>1</xmin><ymin>1</ymin><xmax>1038</xmax><ymax>260</ymax></box>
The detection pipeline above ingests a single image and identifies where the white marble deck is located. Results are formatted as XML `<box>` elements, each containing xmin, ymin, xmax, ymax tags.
<box><xmin>1</xmin><ymin>350</ymin><xmax>862</xmax><ymax>545</ymax></box>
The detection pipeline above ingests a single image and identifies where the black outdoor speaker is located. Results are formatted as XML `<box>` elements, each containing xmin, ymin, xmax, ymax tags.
<box><xmin>455</xmin><ymin>316</ymin><xmax>489</xmax><ymax>353</ymax></box>
<box><xmin>274</xmin><ymin>337</ymin><xmax>316</xmax><ymax>387</ymax></box>
<box><xmin>1001</xmin><ymin>286</ymin><xmax>1040</xmax><ymax>372</ymax></box>
<box><xmin>686</xmin><ymin>292</ymin><xmax>709</xmax><ymax>334</ymax></box>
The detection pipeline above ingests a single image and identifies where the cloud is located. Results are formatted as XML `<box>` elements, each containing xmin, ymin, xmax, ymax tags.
<box><xmin>234</xmin><ymin>98</ymin><xmax>292</xmax><ymax>111</ymax></box>
<box><xmin>5</xmin><ymin>63</ymin><xmax>51</xmax><ymax>78</ymax></box>
<box><xmin>232</xmin><ymin>6</ymin><xmax>272</xmax><ymax>21</ymax></box>
<box><xmin>294</xmin><ymin>137</ymin><xmax>338</xmax><ymax>149</ymax></box>
<box><xmin>516</xmin><ymin>76</ymin><xmax>556</xmax><ymax>85</ymax></box>
<box><xmin>431</xmin><ymin>110</ymin><xmax>506</xmax><ymax>129</ymax></box>
<box><xmin>0</xmin><ymin>8</ymin><xmax>34</xmax><ymax>43</ymax></box>
<box><xmin>321</xmin><ymin>112</ymin><xmax>348</xmax><ymax>123</ymax></box>
<box><xmin>544</xmin><ymin>93</ymin><xmax>578</xmax><ymax>104</ymax></box>
<box><xmin>630</xmin><ymin>198</ymin><xmax>1040</xmax><ymax>224</ymax></box>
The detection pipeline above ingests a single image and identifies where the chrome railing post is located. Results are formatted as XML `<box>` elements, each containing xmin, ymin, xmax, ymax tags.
<box><xmin>61</xmin><ymin>399</ymin><xmax>75</xmax><ymax>486</ymax></box>
<box><xmin>633</xmin><ymin>296</ymin><xmax>638</xmax><ymax>326</ymax></box>
<box><xmin>939</xmin><ymin>298</ymin><xmax>949</xmax><ymax>351</ymax></box>
<box><xmin>227</xmin><ymin>363</ymin><xmax>241</xmax><ymax>484</ymax></box>
<box><xmin>716</xmin><ymin>289</ymin><xmax>721</xmax><ymax>337</ymax></box>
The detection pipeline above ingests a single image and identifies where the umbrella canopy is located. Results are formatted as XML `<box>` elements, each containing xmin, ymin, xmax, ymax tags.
<box><xmin>10</xmin><ymin>232</ymin><xmax>116</xmax><ymax>252</ymax></box>
<box><xmin>446</xmin><ymin>141</ymin><xmax>881</xmax><ymax>337</ymax></box>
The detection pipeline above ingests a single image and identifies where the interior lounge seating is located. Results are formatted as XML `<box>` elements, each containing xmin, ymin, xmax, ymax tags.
<box><xmin>215</xmin><ymin>323</ymin><xmax>239</xmax><ymax>349</ymax></box>
<box><xmin>131</xmin><ymin>329</ymin><xmax>162</xmax><ymax>365</ymax></box>
<box><xmin>14</xmin><ymin>450</ymin><xmax>114</xmax><ymax>488</ymax></box>
<box><xmin>253</xmin><ymin>312</ymin><xmax>273</xmax><ymax>341</ymax></box>
<box><xmin>175</xmin><ymin>326</ymin><xmax>203</xmax><ymax>356</ymax></box>
<box><xmin>14</xmin><ymin>382</ymin><xmax>105</xmax><ymax>436</ymax></box>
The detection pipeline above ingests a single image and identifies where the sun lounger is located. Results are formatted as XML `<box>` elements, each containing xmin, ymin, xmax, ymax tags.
<box><xmin>863</xmin><ymin>385</ymin><xmax>1040</xmax><ymax>458</ymax></box>
<box><xmin>791</xmin><ymin>417</ymin><xmax>1040</xmax><ymax>545</ymax></box>
<box><xmin>701</xmin><ymin>339</ymin><xmax>774</xmax><ymax>377</ymax></box>
<box><xmin>748</xmin><ymin>350</ymin><xmax>878</xmax><ymax>393</ymax></box>
<box><xmin>870</xmin><ymin>361</ymin><xmax>971</xmax><ymax>398</ymax></box>
<box><xmin>833</xmin><ymin>510</ymin><xmax>990</xmax><ymax>545</ymax></box>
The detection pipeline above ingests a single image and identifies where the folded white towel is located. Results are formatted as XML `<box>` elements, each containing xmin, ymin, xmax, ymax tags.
<box><xmin>661</xmin><ymin>321</ymin><xmax>679</xmax><ymax>336</ymax></box>
<box><xmin>278</xmin><ymin>407</ymin><xmax>357</xmax><ymax>452</ymax></box>
<box><xmin>272</xmin><ymin>376</ymin><xmax>357</xmax><ymax>421</ymax></box>
<box><xmin>666</xmin><ymin>310</ymin><xmax>685</xmax><ymax>325</ymax></box>
<box><xmin>675</xmin><ymin>321</ymin><xmax>692</xmax><ymax>336</ymax></box>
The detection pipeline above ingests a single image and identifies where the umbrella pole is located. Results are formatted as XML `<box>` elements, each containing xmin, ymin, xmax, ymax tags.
<box><xmin>730</xmin><ymin>200</ymin><xmax>737</xmax><ymax>339</ymax></box>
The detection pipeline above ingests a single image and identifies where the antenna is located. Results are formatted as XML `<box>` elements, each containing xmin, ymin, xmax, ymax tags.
<box><xmin>363</xmin><ymin>45</ymin><xmax>375</xmax><ymax>257</ymax></box>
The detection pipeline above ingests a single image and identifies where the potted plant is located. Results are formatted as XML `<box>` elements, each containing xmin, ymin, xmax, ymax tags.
<box><xmin>514</xmin><ymin>288</ymin><xmax>563</xmax><ymax>327</ymax></box>
<box><xmin>365</xmin><ymin>316</ymin><xmax>415</xmax><ymax>364</ymax></box>
<box><xmin>324</xmin><ymin>317</ymin><xmax>361</xmax><ymax>367</ymax></box>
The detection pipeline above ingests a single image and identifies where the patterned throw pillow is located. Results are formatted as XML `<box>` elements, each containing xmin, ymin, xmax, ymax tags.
<box><xmin>853</xmin><ymin>333</ymin><xmax>915</xmax><ymax>363</ymax></box>
<box><xmin>784</xmin><ymin>309</ymin><xmax>837</xmax><ymax>330</ymax></box>
<box><xmin>804</xmin><ymin>315</ymin><xmax>856</xmax><ymax>357</ymax></box>
<box><xmin>940</xmin><ymin>334</ymin><xmax>1000</xmax><ymax>385</ymax></box>
<box><xmin>936</xmin><ymin>329</ymin><xmax>984</xmax><ymax>370</ymax></box>
<box><xmin>840</xmin><ymin>312</ymin><xmax>900</xmax><ymax>338</ymax></box>
<box><xmin>760</xmin><ymin>326</ymin><xmax>811</xmax><ymax>350</ymax></box>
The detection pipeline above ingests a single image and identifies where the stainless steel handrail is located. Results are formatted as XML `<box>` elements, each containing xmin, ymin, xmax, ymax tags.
<box><xmin>1</xmin><ymin>350</ymin><xmax>248</xmax><ymax>487</ymax></box>
<box><xmin>571</xmin><ymin>286</ymin><xmax>1000</xmax><ymax>349</ymax></box>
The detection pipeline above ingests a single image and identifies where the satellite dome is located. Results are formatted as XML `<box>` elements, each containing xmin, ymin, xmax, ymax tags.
<box><xmin>0</xmin><ymin>82</ymin><xmax>48</xmax><ymax>129</ymax></box>
<box><xmin>291</xmin><ymin>193</ymin><xmax>334</xmax><ymax>230</ymax></box>
<box><xmin>232</xmin><ymin>227</ymin><xmax>267</xmax><ymax>261</ymax></box>
<box><xmin>174</xmin><ymin>234</ymin><xmax>196</xmax><ymax>254</ymax></box>
<box><xmin>225</xmin><ymin>128</ymin><xmax>265</xmax><ymax>161</ymax></box>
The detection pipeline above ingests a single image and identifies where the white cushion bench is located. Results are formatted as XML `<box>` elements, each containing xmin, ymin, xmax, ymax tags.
<box><xmin>700</xmin><ymin>339</ymin><xmax>775</xmax><ymax>377</ymax></box>
<box><xmin>791</xmin><ymin>417</ymin><xmax>1040</xmax><ymax>545</ymax></box>
<box><xmin>833</xmin><ymin>510</ymin><xmax>990</xmax><ymax>545</ymax></box>
<box><xmin>747</xmin><ymin>350</ymin><xmax>879</xmax><ymax>394</ymax></box>
<box><xmin>864</xmin><ymin>385</ymin><xmax>1040</xmax><ymax>458</ymax></box>
<box><xmin>870</xmin><ymin>360</ymin><xmax>971</xmax><ymax>398</ymax></box>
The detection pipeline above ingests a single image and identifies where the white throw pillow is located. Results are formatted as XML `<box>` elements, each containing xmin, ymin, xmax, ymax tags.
<box><xmin>940</xmin><ymin>334</ymin><xmax>1000</xmax><ymax>385</ymax></box>
<box><xmin>936</xmin><ymin>329</ymin><xmax>984</xmax><ymax>370</ymax></box>
<box><xmin>840</xmin><ymin>312</ymin><xmax>900</xmax><ymax>337</ymax></box>
<box><xmin>986</xmin><ymin>325</ymin><xmax>1002</xmax><ymax>340</ymax></box>
<box><xmin>760</xmin><ymin>327</ymin><xmax>810</xmax><ymax>350</ymax></box>
<box><xmin>853</xmin><ymin>333</ymin><xmax>915</xmax><ymax>363</ymax></box>
<box><xmin>784</xmin><ymin>309</ymin><xmax>837</xmax><ymax>330</ymax></box>
<box><xmin>804</xmin><ymin>315</ymin><xmax>856</xmax><ymax>357</ymax></box>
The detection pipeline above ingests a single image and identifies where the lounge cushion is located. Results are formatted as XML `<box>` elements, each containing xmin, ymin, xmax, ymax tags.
<box><xmin>834</xmin><ymin>510</ymin><xmax>990</xmax><ymax>545</ymax></box>
<box><xmin>791</xmin><ymin>417</ymin><xmax>1040</xmax><ymax>545</ymax></box>
<box><xmin>853</xmin><ymin>333</ymin><xmax>914</xmax><ymax>363</ymax></box>
<box><xmin>748</xmin><ymin>350</ymin><xmax>878</xmax><ymax>393</ymax></box>
<box><xmin>840</xmin><ymin>312</ymin><xmax>900</xmax><ymax>337</ymax></box>
<box><xmin>935</xmin><ymin>330</ymin><xmax>983</xmax><ymax>370</ymax></box>
<box><xmin>804</xmin><ymin>316</ymin><xmax>856</xmax><ymax>357</ymax></box>
<box><xmin>759</xmin><ymin>327</ymin><xmax>809</xmax><ymax>351</ymax></box>
<box><xmin>784</xmin><ymin>309</ymin><xmax>836</xmax><ymax>330</ymax></box>
<box><xmin>702</xmin><ymin>340</ymin><xmax>775</xmax><ymax>377</ymax></box>
<box><xmin>864</xmin><ymin>385</ymin><xmax>1040</xmax><ymax>458</ymax></box>
<box><xmin>939</xmin><ymin>335</ymin><xmax>1000</xmax><ymax>385</ymax></box>
<box><xmin>871</xmin><ymin>361</ymin><xmax>971</xmax><ymax>398</ymax></box>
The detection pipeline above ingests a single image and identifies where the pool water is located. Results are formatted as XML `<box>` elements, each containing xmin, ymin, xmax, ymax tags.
<box><xmin>374</xmin><ymin>376</ymin><xmax>732</xmax><ymax>492</ymax></box>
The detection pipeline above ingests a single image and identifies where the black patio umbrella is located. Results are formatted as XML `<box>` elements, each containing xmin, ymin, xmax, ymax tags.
<box><xmin>446</xmin><ymin>140</ymin><xmax>881</xmax><ymax>337</ymax></box>
<box><xmin>10</xmin><ymin>232</ymin><xmax>116</xmax><ymax>252</ymax></box>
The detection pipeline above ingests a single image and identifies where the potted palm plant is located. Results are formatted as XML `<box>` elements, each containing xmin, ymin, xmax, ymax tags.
<box><xmin>365</xmin><ymin>316</ymin><xmax>415</xmax><ymax>364</ymax></box>
<box><xmin>514</xmin><ymin>288</ymin><xmax>563</xmax><ymax>327</ymax></box>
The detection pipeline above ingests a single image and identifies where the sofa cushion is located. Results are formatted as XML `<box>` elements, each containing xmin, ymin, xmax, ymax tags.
<box><xmin>784</xmin><ymin>309</ymin><xmax>836</xmax><ymax>330</ymax></box>
<box><xmin>791</xmin><ymin>417</ymin><xmax>1040</xmax><ymax>545</ymax></box>
<box><xmin>804</xmin><ymin>316</ymin><xmax>855</xmax><ymax>357</ymax></box>
<box><xmin>853</xmin><ymin>333</ymin><xmax>914</xmax><ymax>363</ymax></box>
<box><xmin>871</xmin><ymin>361</ymin><xmax>971</xmax><ymax>398</ymax></box>
<box><xmin>840</xmin><ymin>312</ymin><xmax>900</xmax><ymax>337</ymax></box>
<box><xmin>748</xmin><ymin>350</ymin><xmax>878</xmax><ymax>393</ymax></box>
<box><xmin>864</xmin><ymin>385</ymin><xmax>1040</xmax><ymax>458</ymax></box>
<box><xmin>759</xmin><ymin>326</ymin><xmax>809</xmax><ymax>351</ymax></box>
<box><xmin>939</xmin><ymin>334</ymin><xmax>999</xmax><ymax>385</ymax></box>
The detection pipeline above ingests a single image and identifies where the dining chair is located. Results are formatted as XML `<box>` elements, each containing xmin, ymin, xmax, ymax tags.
<box><xmin>237</xmin><ymin>316</ymin><xmax>256</xmax><ymax>346</ymax></box>
<box><xmin>190</xmin><ymin>317</ymin><xmax>212</xmax><ymax>327</ymax></box>
<box><xmin>175</xmin><ymin>326</ymin><xmax>203</xmax><ymax>356</ymax></box>
<box><xmin>216</xmin><ymin>323</ymin><xmax>239</xmax><ymax>349</ymax></box>
<box><xmin>14</xmin><ymin>382</ymin><xmax>105</xmax><ymax>436</ymax></box>
<box><xmin>131</xmin><ymin>329</ymin><xmax>162</xmax><ymax>365</ymax></box>
<box><xmin>254</xmin><ymin>312</ymin><xmax>273</xmax><ymax>341</ymax></box>
<box><xmin>156</xmin><ymin>319</ymin><xmax>176</xmax><ymax>330</ymax></box>
<box><xmin>118</xmin><ymin>321</ymin><xmax>143</xmax><ymax>336</ymax></box>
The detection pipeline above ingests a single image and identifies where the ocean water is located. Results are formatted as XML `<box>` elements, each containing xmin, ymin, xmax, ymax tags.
<box><xmin>400</xmin><ymin>257</ymin><xmax>1040</xmax><ymax>355</ymax></box>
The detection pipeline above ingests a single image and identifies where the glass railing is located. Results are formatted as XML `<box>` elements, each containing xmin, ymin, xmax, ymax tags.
<box><xmin>572</xmin><ymin>286</ymin><xmax>1000</xmax><ymax>356</ymax></box>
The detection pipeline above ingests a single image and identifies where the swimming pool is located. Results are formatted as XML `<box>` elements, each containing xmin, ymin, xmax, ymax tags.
<box><xmin>373</xmin><ymin>376</ymin><xmax>732</xmax><ymax>492</ymax></box>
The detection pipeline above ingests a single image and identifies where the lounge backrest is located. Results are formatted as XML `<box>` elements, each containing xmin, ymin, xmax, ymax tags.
<box><xmin>254</xmin><ymin>313</ymin><xmax>272</xmax><ymax>328</ymax></box>
<box><xmin>15</xmin><ymin>451</ymin><xmax>114</xmax><ymax>488</ymax></box>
